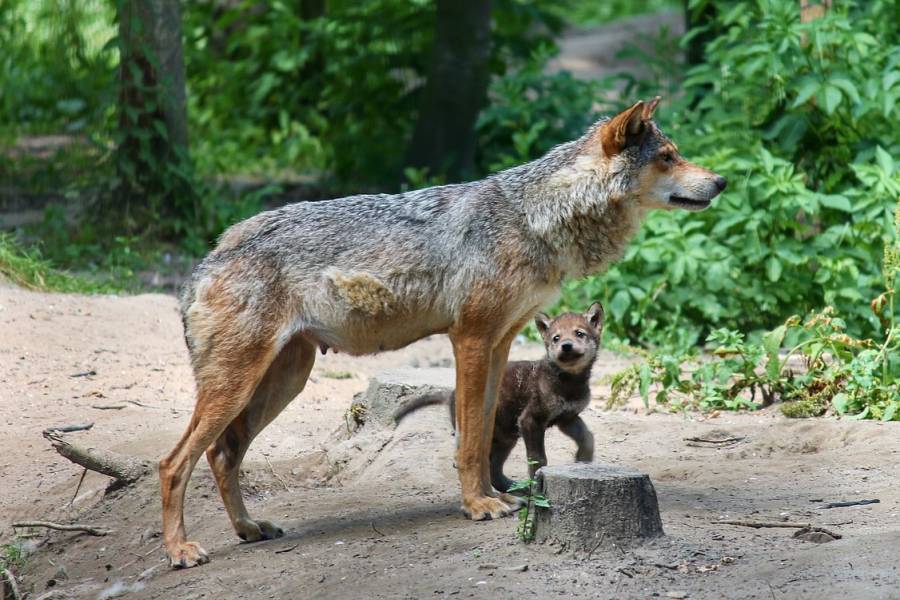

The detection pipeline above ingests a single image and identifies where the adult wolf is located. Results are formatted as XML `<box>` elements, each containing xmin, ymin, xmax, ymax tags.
<box><xmin>160</xmin><ymin>97</ymin><xmax>726</xmax><ymax>568</ymax></box>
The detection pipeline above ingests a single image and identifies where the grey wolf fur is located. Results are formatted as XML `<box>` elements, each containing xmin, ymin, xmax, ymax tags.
<box><xmin>393</xmin><ymin>303</ymin><xmax>604</xmax><ymax>493</ymax></box>
<box><xmin>159</xmin><ymin>97</ymin><xmax>726</xmax><ymax>568</ymax></box>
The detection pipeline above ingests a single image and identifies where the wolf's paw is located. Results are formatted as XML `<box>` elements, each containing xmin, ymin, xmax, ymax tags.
<box><xmin>236</xmin><ymin>518</ymin><xmax>285</xmax><ymax>542</ymax></box>
<box><xmin>461</xmin><ymin>495</ymin><xmax>515</xmax><ymax>521</ymax></box>
<box><xmin>167</xmin><ymin>541</ymin><xmax>209</xmax><ymax>569</ymax></box>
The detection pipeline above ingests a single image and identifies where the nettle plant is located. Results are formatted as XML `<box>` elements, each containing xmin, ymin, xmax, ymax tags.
<box><xmin>609</xmin><ymin>203</ymin><xmax>900</xmax><ymax>420</ymax></box>
<box><xmin>561</xmin><ymin>0</ymin><xmax>900</xmax><ymax>350</ymax></box>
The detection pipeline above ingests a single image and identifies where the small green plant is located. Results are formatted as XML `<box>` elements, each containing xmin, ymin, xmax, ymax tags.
<box><xmin>509</xmin><ymin>462</ymin><xmax>550</xmax><ymax>543</ymax></box>
<box><xmin>322</xmin><ymin>370</ymin><xmax>354</xmax><ymax>380</ymax></box>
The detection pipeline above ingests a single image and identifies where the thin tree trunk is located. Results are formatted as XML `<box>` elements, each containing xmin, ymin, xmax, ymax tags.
<box><xmin>406</xmin><ymin>0</ymin><xmax>492</xmax><ymax>182</ymax></box>
<box><xmin>116</xmin><ymin>0</ymin><xmax>191</xmax><ymax>223</ymax></box>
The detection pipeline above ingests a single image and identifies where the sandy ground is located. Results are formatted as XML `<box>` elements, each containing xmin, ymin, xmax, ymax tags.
<box><xmin>2</xmin><ymin>281</ymin><xmax>900</xmax><ymax>600</ymax></box>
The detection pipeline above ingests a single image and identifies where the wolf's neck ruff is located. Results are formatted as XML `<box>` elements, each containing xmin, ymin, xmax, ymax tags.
<box><xmin>493</xmin><ymin>122</ymin><xmax>644</xmax><ymax>279</ymax></box>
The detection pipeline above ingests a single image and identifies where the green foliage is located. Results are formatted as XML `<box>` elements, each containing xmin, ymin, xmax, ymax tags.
<box><xmin>0</xmin><ymin>233</ymin><xmax>122</xmax><ymax>294</ymax></box>
<box><xmin>509</xmin><ymin>463</ymin><xmax>551</xmax><ymax>543</ymax></box>
<box><xmin>476</xmin><ymin>44</ymin><xmax>607</xmax><ymax>173</ymax></box>
<box><xmin>0</xmin><ymin>0</ymin><xmax>115</xmax><ymax>130</ymax></box>
<box><xmin>610</xmin><ymin>302</ymin><xmax>899</xmax><ymax>420</ymax></box>
<box><xmin>562</xmin><ymin>0</ymin><xmax>900</xmax><ymax>349</ymax></box>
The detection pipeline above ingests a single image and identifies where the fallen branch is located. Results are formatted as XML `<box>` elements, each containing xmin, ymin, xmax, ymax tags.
<box><xmin>717</xmin><ymin>520</ymin><xmax>810</xmax><ymax>529</ymax></box>
<box><xmin>12</xmin><ymin>521</ymin><xmax>111</xmax><ymax>537</ymax></box>
<box><xmin>43</xmin><ymin>423</ymin><xmax>93</xmax><ymax>434</ymax></box>
<box><xmin>263</xmin><ymin>454</ymin><xmax>291</xmax><ymax>492</ymax></box>
<box><xmin>43</xmin><ymin>430</ymin><xmax>151</xmax><ymax>485</ymax></box>
<box><xmin>819</xmin><ymin>499</ymin><xmax>879</xmax><ymax>509</ymax></box>
<box><xmin>684</xmin><ymin>436</ymin><xmax>745</xmax><ymax>445</ymax></box>
<box><xmin>2</xmin><ymin>568</ymin><xmax>21</xmax><ymax>600</ymax></box>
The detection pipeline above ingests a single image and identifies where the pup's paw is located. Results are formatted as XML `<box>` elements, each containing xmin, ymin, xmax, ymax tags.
<box><xmin>235</xmin><ymin>518</ymin><xmax>285</xmax><ymax>542</ymax></box>
<box><xmin>461</xmin><ymin>495</ymin><xmax>515</xmax><ymax>521</ymax></box>
<box><xmin>497</xmin><ymin>493</ymin><xmax>526</xmax><ymax>511</ymax></box>
<box><xmin>167</xmin><ymin>541</ymin><xmax>209</xmax><ymax>569</ymax></box>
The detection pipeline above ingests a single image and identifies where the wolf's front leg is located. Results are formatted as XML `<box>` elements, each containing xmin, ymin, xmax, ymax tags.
<box><xmin>557</xmin><ymin>416</ymin><xmax>594</xmax><ymax>463</ymax></box>
<box><xmin>450</xmin><ymin>334</ymin><xmax>516</xmax><ymax>520</ymax></box>
<box><xmin>520</xmin><ymin>412</ymin><xmax>549</xmax><ymax>478</ymax></box>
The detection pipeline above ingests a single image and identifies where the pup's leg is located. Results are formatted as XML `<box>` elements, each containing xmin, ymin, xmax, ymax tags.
<box><xmin>519</xmin><ymin>411</ymin><xmax>548</xmax><ymax>478</ymax></box>
<box><xmin>159</xmin><ymin>340</ymin><xmax>276</xmax><ymax>569</ymax></box>
<box><xmin>557</xmin><ymin>416</ymin><xmax>594</xmax><ymax>462</ymax></box>
<box><xmin>206</xmin><ymin>335</ymin><xmax>315</xmax><ymax>543</ymax></box>
<box><xmin>450</xmin><ymin>333</ymin><xmax>514</xmax><ymax>520</ymax></box>
<box><xmin>489</xmin><ymin>433</ymin><xmax>518</xmax><ymax>493</ymax></box>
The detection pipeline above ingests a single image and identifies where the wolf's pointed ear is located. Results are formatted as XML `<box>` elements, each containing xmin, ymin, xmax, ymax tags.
<box><xmin>584</xmin><ymin>302</ymin><xmax>604</xmax><ymax>332</ymax></box>
<box><xmin>601</xmin><ymin>101</ymin><xmax>646</xmax><ymax>157</ymax></box>
<box><xmin>641</xmin><ymin>96</ymin><xmax>661</xmax><ymax>121</ymax></box>
<box><xmin>534</xmin><ymin>313</ymin><xmax>551</xmax><ymax>337</ymax></box>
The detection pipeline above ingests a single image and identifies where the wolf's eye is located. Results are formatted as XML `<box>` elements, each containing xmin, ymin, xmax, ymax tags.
<box><xmin>660</xmin><ymin>152</ymin><xmax>675</xmax><ymax>164</ymax></box>
<box><xmin>575</xmin><ymin>330</ymin><xmax>585</xmax><ymax>338</ymax></box>
<box><xmin>552</xmin><ymin>335</ymin><xmax>560</xmax><ymax>343</ymax></box>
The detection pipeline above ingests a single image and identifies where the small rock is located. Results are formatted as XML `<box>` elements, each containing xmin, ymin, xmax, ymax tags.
<box><xmin>666</xmin><ymin>592</ymin><xmax>689</xmax><ymax>599</ymax></box>
<box><xmin>505</xmin><ymin>564</ymin><xmax>529</xmax><ymax>572</ymax></box>
<box><xmin>796</xmin><ymin>531</ymin><xmax>837</xmax><ymax>544</ymax></box>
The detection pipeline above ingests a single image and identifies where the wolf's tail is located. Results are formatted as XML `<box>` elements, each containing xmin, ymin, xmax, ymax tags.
<box><xmin>393</xmin><ymin>391</ymin><xmax>452</xmax><ymax>425</ymax></box>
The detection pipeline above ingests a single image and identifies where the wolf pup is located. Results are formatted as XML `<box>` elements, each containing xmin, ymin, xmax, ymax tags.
<box><xmin>160</xmin><ymin>97</ymin><xmax>725</xmax><ymax>568</ymax></box>
<box><xmin>394</xmin><ymin>303</ymin><xmax>604</xmax><ymax>493</ymax></box>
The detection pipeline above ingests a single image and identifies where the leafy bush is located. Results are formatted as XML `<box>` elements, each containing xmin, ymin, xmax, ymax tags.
<box><xmin>608</xmin><ymin>200</ymin><xmax>900</xmax><ymax>420</ymax></box>
<box><xmin>0</xmin><ymin>0</ymin><xmax>115</xmax><ymax>130</ymax></box>
<box><xmin>562</xmin><ymin>0</ymin><xmax>900</xmax><ymax>350</ymax></box>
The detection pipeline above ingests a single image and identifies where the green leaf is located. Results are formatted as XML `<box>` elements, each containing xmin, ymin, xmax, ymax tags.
<box><xmin>639</xmin><ymin>363</ymin><xmax>651</xmax><ymax>409</ymax></box>
<box><xmin>829</xmin><ymin>77</ymin><xmax>860</xmax><ymax>105</ymax></box>
<box><xmin>819</xmin><ymin>194</ymin><xmax>852</xmax><ymax>212</ymax></box>
<box><xmin>881</xmin><ymin>403</ymin><xmax>898</xmax><ymax>422</ymax></box>
<box><xmin>791</xmin><ymin>78</ymin><xmax>820</xmax><ymax>107</ymax></box>
<box><xmin>831</xmin><ymin>393</ymin><xmax>849</xmax><ymax>415</ymax></box>
<box><xmin>766</xmin><ymin>256</ymin><xmax>782</xmax><ymax>282</ymax></box>
<box><xmin>822</xmin><ymin>85</ymin><xmax>842</xmax><ymax>114</ymax></box>
<box><xmin>875</xmin><ymin>146</ymin><xmax>894</xmax><ymax>177</ymax></box>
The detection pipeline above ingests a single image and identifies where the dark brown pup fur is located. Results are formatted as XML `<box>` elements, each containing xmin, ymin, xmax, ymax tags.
<box><xmin>394</xmin><ymin>303</ymin><xmax>603</xmax><ymax>492</ymax></box>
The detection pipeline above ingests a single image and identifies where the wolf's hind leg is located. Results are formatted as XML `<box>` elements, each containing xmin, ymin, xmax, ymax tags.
<box><xmin>160</xmin><ymin>339</ymin><xmax>277</xmax><ymax>569</ymax></box>
<box><xmin>206</xmin><ymin>335</ymin><xmax>316</xmax><ymax>543</ymax></box>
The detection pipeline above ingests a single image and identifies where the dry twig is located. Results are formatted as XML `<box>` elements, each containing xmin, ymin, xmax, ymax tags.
<box><xmin>2</xmin><ymin>568</ymin><xmax>21</xmax><ymax>600</ymax></box>
<box><xmin>12</xmin><ymin>520</ymin><xmax>111</xmax><ymax>536</ymax></box>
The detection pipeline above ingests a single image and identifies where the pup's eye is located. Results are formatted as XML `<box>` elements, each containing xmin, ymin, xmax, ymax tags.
<box><xmin>552</xmin><ymin>335</ymin><xmax>560</xmax><ymax>343</ymax></box>
<box><xmin>575</xmin><ymin>330</ymin><xmax>585</xmax><ymax>338</ymax></box>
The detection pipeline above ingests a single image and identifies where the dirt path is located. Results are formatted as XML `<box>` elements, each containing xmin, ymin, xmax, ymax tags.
<box><xmin>3</xmin><ymin>281</ymin><xmax>900</xmax><ymax>600</ymax></box>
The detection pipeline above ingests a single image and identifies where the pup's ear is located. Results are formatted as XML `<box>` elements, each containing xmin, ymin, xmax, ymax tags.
<box><xmin>584</xmin><ymin>302</ymin><xmax>604</xmax><ymax>332</ymax></box>
<box><xmin>534</xmin><ymin>313</ymin><xmax>551</xmax><ymax>337</ymax></box>
<box><xmin>601</xmin><ymin>101</ymin><xmax>645</xmax><ymax>157</ymax></box>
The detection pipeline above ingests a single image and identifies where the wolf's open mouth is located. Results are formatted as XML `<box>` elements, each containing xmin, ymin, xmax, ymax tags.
<box><xmin>669</xmin><ymin>195</ymin><xmax>711</xmax><ymax>210</ymax></box>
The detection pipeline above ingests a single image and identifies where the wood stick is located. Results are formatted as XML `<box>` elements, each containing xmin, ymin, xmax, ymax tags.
<box><xmin>43</xmin><ymin>431</ymin><xmax>150</xmax><ymax>484</ymax></box>
<box><xmin>43</xmin><ymin>423</ymin><xmax>94</xmax><ymax>434</ymax></box>
<box><xmin>2</xmin><ymin>568</ymin><xmax>21</xmax><ymax>600</ymax></box>
<box><xmin>12</xmin><ymin>521</ymin><xmax>111</xmax><ymax>537</ymax></box>
<box><xmin>684</xmin><ymin>436</ymin><xmax>745</xmax><ymax>444</ymax></box>
<box><xmin>717</xmin><ymin>520</ymin><xmax>810</xmax><ymax>529</ymax></box>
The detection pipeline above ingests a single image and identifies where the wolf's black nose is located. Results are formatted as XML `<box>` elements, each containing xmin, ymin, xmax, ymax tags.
<box><xmin>561</xmin><ymin>342</ymin><xmax>573</xmax><ymax>352</ymax></box>
<box><xmin>714</xmin><ymin>176</ymin><xmax>727</xmax><ymax>191</ymax></box>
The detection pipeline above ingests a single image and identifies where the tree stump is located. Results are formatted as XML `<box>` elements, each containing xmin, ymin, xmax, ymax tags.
<box><xmin>534</xmin><ymin>463</ymin><xmax>663</xmax><ymax>551</ymax></box>
<box><xmin>358</xmin><ymin>367</ymin><xmax>455</xmax><ymax>426</ymax></box>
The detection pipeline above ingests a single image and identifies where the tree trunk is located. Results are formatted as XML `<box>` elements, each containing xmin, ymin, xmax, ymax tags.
<box><xmin>116</xmin><ymin>0</ymin><xmax>191</xmax><ymax>224</ymax></box>
<box><xmin>406</xmin><ymin>0</ymin><xmax>492</xmax><ymax>182</ymax></box>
